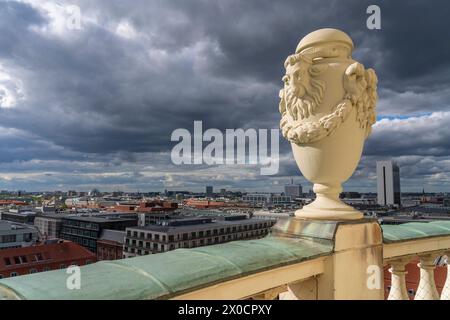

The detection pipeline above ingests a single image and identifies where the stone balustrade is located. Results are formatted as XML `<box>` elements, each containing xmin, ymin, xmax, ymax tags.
<box><xmin>1</xmin><ymin>219</ymin><xmax>450</xmax><ymax>300</ymax></box>
<box><xmin>383</xmin><ymin>221</ymin><xmax>450</xmax><ymax>300</ymax></box>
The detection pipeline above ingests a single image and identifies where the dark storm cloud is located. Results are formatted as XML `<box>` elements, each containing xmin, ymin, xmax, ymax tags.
<box><xmin>0</xmin><ymin>0</ymin><xmax>449</xmax><ymax>191</ymax></box>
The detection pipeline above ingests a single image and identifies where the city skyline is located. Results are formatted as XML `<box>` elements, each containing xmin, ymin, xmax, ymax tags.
<box><xmin>1</xmin><ymin>1</ymin><xmax>450</xmax><ymax>193</ymax></box>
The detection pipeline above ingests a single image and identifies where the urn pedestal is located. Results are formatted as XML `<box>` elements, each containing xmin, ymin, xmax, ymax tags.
<box><xmin>279</xmin><ymin>28</ymin><xmax>378</xmax><ymax>220</ymax></box>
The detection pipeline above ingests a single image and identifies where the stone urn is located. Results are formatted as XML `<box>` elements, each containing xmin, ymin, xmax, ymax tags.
<box><xmin>279</xmin><ymin>28</ymin><xmax>378</xmax><ymax>220</ymax></box>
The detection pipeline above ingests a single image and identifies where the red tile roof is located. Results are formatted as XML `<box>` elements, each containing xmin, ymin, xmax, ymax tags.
<box><xmin>0</xmin><ymin>200</ymin><xmax>28</xmax><ymax>206</ymax></box>
<box><xmin>0</xmin><ymin>241</ymin><xmax>95</xmax><ymax>270</ymax></box>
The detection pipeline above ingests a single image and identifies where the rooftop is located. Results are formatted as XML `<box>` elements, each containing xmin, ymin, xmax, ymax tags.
<box><xmin>0</xmin><ymin>221</ymin><xmax>37</xmax><ymax>232</ymax></box>
<box><xmin>99</xmin><ymin>229</ymin><xmax>126</xmax><ymax>244</ymax></box>
<box><xmin>0</xmin><ymin>219</ymin><xmax>450</xmax><ymax>300</ymax></box>
<box><xmin>0</xmin><ymin>241</ymin><xmax>95</xmax><ymax>271</ymax></box>
<box><xmin>128</xmin><ymin>216</ymin><xmax>275</xmax><ymax>234</ymax></box>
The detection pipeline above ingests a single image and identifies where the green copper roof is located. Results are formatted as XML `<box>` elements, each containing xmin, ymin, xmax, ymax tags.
<box><xmin>382</xmin><ymin>221</ymin><xmax>450</xmax><ymax>243</ymax></box>
<box><xmin>0</xmin><ymin>236</ymin><xmax>332</xmax><ymax>300</ymax></box>
<box><xmin>2</xmin><ymin>220</ymin><xmax>450</xmax><ymax>300</ymax></box>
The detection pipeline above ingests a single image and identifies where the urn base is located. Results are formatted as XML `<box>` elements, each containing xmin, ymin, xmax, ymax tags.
<box><xmin>295</xmin><ymin>200</ymin><xmax>363</xmax><ymax>220</ymax></box>
<box><xmin>296</xmin><ymin>184</ymin><xmax>363</xmax><ymax>220</ymax></box>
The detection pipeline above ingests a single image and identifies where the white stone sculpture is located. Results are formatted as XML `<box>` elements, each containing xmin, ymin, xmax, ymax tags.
<box><xmin>279</xmin><ymin>28</ymin><xmax>378</xmax><ymax>220</ymax></box>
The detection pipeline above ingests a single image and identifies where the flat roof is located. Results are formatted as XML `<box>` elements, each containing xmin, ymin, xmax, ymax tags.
<box><xmin>63</xmin><ymin>216</ymin><xmax>136</xmax><ymax>223</ymax></box>
<box><xmin>127</xmin><ymin>217</ymin><xmax>275</xmax><ymax>234</ymax></box>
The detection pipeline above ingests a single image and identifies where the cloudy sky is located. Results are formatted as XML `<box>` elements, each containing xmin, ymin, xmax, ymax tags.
<box><xmin>0</xmin><ymin>0</ymin><xmax>449</xmax><ymax>193</ymax></box>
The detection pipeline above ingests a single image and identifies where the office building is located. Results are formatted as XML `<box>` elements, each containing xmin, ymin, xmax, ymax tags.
<box><xmin>0</xmin><ymin>210</ymin><xmax>36</xmax><ymax>224</ymax></box>
<box><xmin>284</xmin><ymin>180</ymin><xmax>302</xmax><ymax>199</ymax></box>
<box><xmin>123</xmin><ymin>216</ymin><xmax>276</xmax><ymax>258</ymax></box>
<box><xmin>377</xmin><ymin>160</ymin><xmax>401</xmax><ymax>206</ymax></box>
<box><xmin>206</xmin><ymin>186</ymin><xmax>213</xmax><ymax>197</ymax></box>
<box><xmin>60</xmin><ymin>214</ymin><xmax>138</xmax><ymax>253</ymax></box>
<box><xmin>0</xmin><ymin>221</ymin><xmax>38</xmax><ymax>250</ymax></box>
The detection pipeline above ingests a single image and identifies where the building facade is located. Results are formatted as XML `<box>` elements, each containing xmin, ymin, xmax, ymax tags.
<box><xmin>123</xmin><ymin>216</ymin><xmax>276</xmax><ymax>258</ymax></box>
<box><xmin>0</xmin><ymin>221</ymin><xmax>38</xmax><ymax>250</ymax></box>
<box><xmin>60</xmin><ymin>214</ymin><xmax>137</xmax><ymax>253</ymax></box>
<box><xmin>0</xmin><ymin>210</ymin><xmax>36</xmax><ymax>224</ymax></box>
<box><xmin>377</xmin><ymin>160</ymin><xmax>401</xmax><ymax>206</ymax></box>
<box><xmin>33</xmin><ymin>214</ymin><xmax>64</xmax><ymax>240</ymax></box>
<box><xmin>96</xmin><ymin>229</ymin><xmax>125</xmax><ymax>261</ymax></box>
<box><xmin>284</xmin><ymin>184</ymin><xmax>302</xmax><ymax>199</ymax></box>
<box><xmin>242</xmin><ymin>194</ymin><xmax>291</xmax><ymax>206</ymax></box>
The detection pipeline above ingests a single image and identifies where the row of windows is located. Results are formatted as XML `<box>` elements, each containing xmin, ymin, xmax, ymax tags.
<box><xmin>125</xmin><ymin>230</ymin><xmax>270</xmax><ymax>254</ymax></box>
<box><xmin>1</xmin><ymin>235</ymin><xmax>17</xmax><ymax>243</ymax></box>
<box><xmin>1</xmin><ymin>232</ymin><xmax>34</xmax><ymax>243</ymax></box>
<box><xmin>127</xmin><ymin>223</ymin><xmax>272</xmax><ymax>242</ymax></box>
<box><xmin>61</xmin><ymin>227</ymin><xmax>98</xmax><ymax>238</ymax></box>
<box><xmin>4</xmin><ymin>253</ymin><xmax>46</xmax><ymax>266</ymax></box>
<box><xmin>62</xmin><ymin>220</ymin><xmax>100</xmax><ymax>231</ymax></box>
<box><xmin>61</xmin><ymin>234</ymin><xmax>97</xmax><ymax>249</ymax></box>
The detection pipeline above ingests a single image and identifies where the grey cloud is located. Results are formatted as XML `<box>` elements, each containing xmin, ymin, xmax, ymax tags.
<box><xmin>0</xmin><ymin>0</ymin><xmax>449</xmax><ymax>191</ymax></box>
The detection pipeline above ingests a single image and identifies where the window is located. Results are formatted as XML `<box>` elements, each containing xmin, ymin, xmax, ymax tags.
<box><xmin>20</xmin><ymin>255</ymin><xmax>28</xmax><ymax>263</ymax></box>
<box><xmin>43</xmin><ymin>267</ymin><xmax>51</xmax><ymax>272</ymax></box>
<box><xmin>14</xmin><ymin>256</ymin><xmax>21</xmax><ymax>264</ymax></box>
<box><xmin>1</xmin><ymin>235</ymin><xmax>16</xmax><ymax>243</ymax></box>
<box><xmin>10</xmin><ymin>272</ymin><xmax>18</xmax><ymax>277</ymax></box>
<box><xmin>60</xmin><ymin>264</ymin><xmax>67</xmax><ymax>269</ymax></box>
<box><xmin>0</xmin><ymin>274</ymin><xmax>3</xmax><ymax>279</ymax></box>
<box><xmin>29</xmin><ymin>269</ymin><xmax>38</xmax><ymax>274</ymax></box>
<box><xmin>4</xmin><ymin>257</ymin><xmax>11</xmax><ymax>266</ymax></box>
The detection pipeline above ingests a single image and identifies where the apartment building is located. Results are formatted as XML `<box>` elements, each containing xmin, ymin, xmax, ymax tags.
<box><xmin>123</xmin><ymin>215</ymin><xmax>276</xmax><ymax>258</ymax></box>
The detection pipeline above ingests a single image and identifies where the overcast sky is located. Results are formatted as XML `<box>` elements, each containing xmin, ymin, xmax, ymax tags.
<box><xmin>0</xmin><ymin>0</ymin><xmax>449</xmax><ymax>193</ymax></box>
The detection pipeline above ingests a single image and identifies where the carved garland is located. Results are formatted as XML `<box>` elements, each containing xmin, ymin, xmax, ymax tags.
<box><xmin>280</xmin><ymin>61</ymin><xmax>378</xmax><ymax>145</ymax></box>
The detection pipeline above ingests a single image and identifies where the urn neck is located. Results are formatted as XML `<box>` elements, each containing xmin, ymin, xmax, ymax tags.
<box><xmin>298</xmin><ymin>42</ymin><xmax>352</xmax><ymax>63</ymax></box>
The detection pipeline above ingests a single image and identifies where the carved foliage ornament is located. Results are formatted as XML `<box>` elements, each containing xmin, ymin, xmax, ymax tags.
<box><xmin>279</xmin><ymin>50</ymin><xmax>378</xmax><ymax>145</ymax></box>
